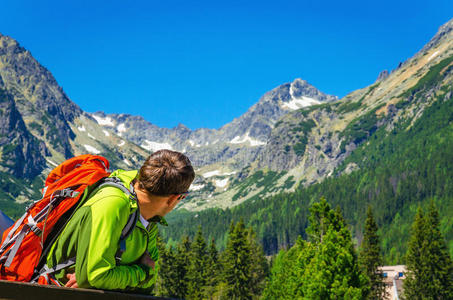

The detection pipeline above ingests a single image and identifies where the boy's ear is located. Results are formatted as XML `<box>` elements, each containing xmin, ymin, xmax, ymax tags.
<box><xmin>167</xmin><ymin>194</ymin><xmax>180</xmax><ymax>206</ymax></box>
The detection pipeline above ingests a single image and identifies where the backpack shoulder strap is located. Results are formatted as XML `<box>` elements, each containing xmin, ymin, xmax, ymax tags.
<box><xmin>90</xmin><ymin>177</ymin><xmax>140</xmax><ymax>264</ymax></box>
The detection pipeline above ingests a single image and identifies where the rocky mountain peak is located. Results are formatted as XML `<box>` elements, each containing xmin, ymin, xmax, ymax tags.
<box><xmin>0</xmin><ymin>33</ymin><xmax>21</xmax><ymax>50</ymax></box>
<box><xmin>421</xmin><ymin>18</ymin><xmax>453</xmax><ymax>53</ymax></box>
<box><xmin>0</xmin><ymin>34</ymin><xmax>85</xmax><ymax>157</ymax></box>
<box><xmin>376</xmin><ymin>70</ymin><xmax>389</xmax><ymax>82</ymax></box>
<box><xmin>0</xmin><ymin>33</ymin><xmax>82</xmax><ymax>122</ymax></box>
<box><xmin>289</xmin><ymin>78</ymin><xmax>337</xmax><ymax>102</ymax></box>
<box><xmin>174</xmin><ymin>123</ymin><xmax>190</xmax><ymax>131</ymax></box>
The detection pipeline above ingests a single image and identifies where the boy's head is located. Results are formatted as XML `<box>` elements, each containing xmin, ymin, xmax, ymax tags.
<box><xmin>138</xmin><ymin>149</ymin><xmax>195</xmax><ymax>196</ymax></box>
<box><xmin>135</xmin><ymin>149</ymin><xmax>195</xmax><ymax>218</ymax></box>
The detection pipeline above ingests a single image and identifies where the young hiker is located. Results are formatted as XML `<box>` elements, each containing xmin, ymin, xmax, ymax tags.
<box><xmin>44</xmin><ymin>149</ymin><xmax>195</xmax><ymax>292</ymax></box>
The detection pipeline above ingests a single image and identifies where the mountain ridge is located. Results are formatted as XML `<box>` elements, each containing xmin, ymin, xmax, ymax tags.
<box><xmin>0</xmin><ymin>18</ymin><xmax>452</xmax><ymax>219</ymax></box>
<box><xmin>176</xmin><ymin>17</ymin><xmax>453</xmax><ymax>211</ymax></box>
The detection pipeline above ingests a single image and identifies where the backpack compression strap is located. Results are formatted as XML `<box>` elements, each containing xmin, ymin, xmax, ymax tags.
<box><xmin>0</xmin><ymin>189</ymin><xmax>81</xmax><ymax>268</ymax></box>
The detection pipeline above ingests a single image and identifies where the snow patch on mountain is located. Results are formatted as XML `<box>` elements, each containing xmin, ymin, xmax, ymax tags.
<box><xmin>282</xmin><ymin>96</ymin><xmax>321</xmax><ymax>110</ymax></box>
<box><xmin>93</xmin><ymin>115</ymin><xmax>115</xmax><ymax>126</ymax></box>
<box><xmin>46</xmin><ymin>159</ymin><xmax>58</xmax><ymax>167</ymax></box>
<box><xmin>118</xmin><ymin>140</ymin><xmax>125</xmax><ymax>147</ymax></box>
<box><xmin>83</xmin><ymin>144</ymin><xmax>101</xmax><ymax>154</ymax></box>
<box><xmin>77</xmin><ymin>126</ymin><xmax>86</xmax><ymax>132</ymax></box>
<box><xmin>88</xmin><ymin>133</ymin><xmax>96</xmax><ymax>140</ymax></box>
<box><xmin>202</xmin><ymin>170</ymin><xmax>236</xmax><ymax>178</ymax></box>
<box><xmin>123</xmin><ymin>158</ymin><xmax>132</xmax><ymax>166</ymax></box>
<box><xmin>281</xmin><ymin>83</ymin><xmax>322</xmax><ymax>110</ymax></box>
<box><xmin>103</xmin><ymin>130</ymin><xmax>110</xmax><ymax>137</ymax></box>
<box><xmin>215</xmin><ymin>178</ymin><xmax>228</xmax><ymax>188</ymax></box>
<box><xmin>187</xmin><ymin>139</ymin><xmax>202</xmax><ymax>147</ymax></box>
<box><xmin>222</xmin><ymin>171</ymin><xmax>237</xmax><ymax>175</ymax></box>
<box><xmin>117</xmin><ymin>123</ymin><xmax>126</xmax><ymax>133</ymax></box>
<box><xmin>190</xmin><ymin>184</ymin><xmax>204</xmax><ymax>191</ymax></box>
<box><xmin>141</xmin><ymin>140</ymin><xmax>173</xmax><ymax>152</ymax></box>
<box><xmin>428</xmin><ymin>50</ymin><xmax>439</xmax><ymax>61</ymax></box>
<box><xmin>202</xmin><ymin>170</ymin><xmax>221</xmax><ymax>178</ymax></box>
<box><xmin>230</xmin><ymin>133</ymin><xmax>266</xmax><ymax>146</ymax></box>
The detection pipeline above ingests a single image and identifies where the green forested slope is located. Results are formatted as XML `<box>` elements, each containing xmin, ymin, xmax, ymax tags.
<box><xmin>162</xmin><ymin>56</ymin><xmax>453</xmax><ymax>264</ymax></box>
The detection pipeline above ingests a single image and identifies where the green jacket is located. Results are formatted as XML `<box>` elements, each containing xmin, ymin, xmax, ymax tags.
<box><xmin>45</xmin><ymin>170</ymin><xmax>167</xmax><ymax>292</ymax></box>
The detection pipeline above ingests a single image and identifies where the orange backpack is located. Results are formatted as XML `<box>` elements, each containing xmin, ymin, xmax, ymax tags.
<box><xmin>0</xmin><ymin>154</ymin><xmax>138</xmax><ymax>284</ymax></box>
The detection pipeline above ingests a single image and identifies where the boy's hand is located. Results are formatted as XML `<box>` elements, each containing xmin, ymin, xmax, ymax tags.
<box><xmin>65</xmin><ymin>273</ymin><xmax>78</xmax><ymax>288</ymax></box>
<box><xmin>139</xmin><ymin>252</ymin><xmax>155</xmax><ymax>270</ymax></box>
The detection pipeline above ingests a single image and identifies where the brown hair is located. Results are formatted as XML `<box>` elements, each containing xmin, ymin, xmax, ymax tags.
<box><xmin>137</xmin><ymin>149</ymin><xmax>195</xmax><ymax>196</ymax></box>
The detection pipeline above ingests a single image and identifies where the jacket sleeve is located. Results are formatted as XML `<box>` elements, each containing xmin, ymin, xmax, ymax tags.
<box><xmin>131</xmin><ymin>228</ymin><xmax>160</xmax><ymax>293</ymax></box>
<box><xmin>74</xmin><ymin>193</ymin><xmax>151</xmax><ymax>290</ymax></box>
<box><xmin>140</xmin><ymin>228</ymin><xmax>161</xmax><ymax>290</ymax></box>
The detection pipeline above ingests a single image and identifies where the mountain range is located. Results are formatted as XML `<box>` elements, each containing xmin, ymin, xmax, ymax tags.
<box><xmin>90</xmin><ymin>77</ymin><xmax>338</xmax><ymax>209</ymax></box>
<box><xmin>0</xmin><ymin>18</ymin><xmax>452</xmax><ymax>261</ymax></box>
<box><xmin>0</xmin><ymin>28</ymin><xmax>340</xmax><ymax>213</ymax></box>
<box><xmin>157</xmin><ymin>18</ymin><xmax>453</xmax><ymax>259</ymax></box>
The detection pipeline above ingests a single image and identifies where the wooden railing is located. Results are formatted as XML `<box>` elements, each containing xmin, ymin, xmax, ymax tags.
<box><xmin>0</xmin><ymin>280</ymin><xmax>178</xmax><ymax>300</ymax></box>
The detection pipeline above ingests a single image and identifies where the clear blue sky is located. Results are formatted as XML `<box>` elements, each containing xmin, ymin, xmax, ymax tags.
<box><xmin>1</xmin><ymin>0</ymin><xmax>451</xmax><ymax>130</ymax></box>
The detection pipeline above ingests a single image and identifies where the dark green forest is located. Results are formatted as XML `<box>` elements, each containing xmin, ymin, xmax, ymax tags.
<box><xmin>155</xmin><ymin>221</ymin><xmax>269</xmax><ymax>299</ymax></box>
<box><xmin>162</xmin><ymin>56</ymin><xmax>453</xmax><ymax>264</ymax></box>
<box><xmin>157</xmin><ymin>198</ymin><xmax>453</xmax><ymax>299</ymax></box>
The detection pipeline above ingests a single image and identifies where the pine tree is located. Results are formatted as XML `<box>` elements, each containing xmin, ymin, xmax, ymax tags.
<box><xmin>262</xmin><ymin>237</ymin><xmax>308</xmax><ymax>299</ymax></box>
<box><xmin>187</xmin><ymin>226</ymin><xmax>209</xmax><ymax>300</ymax></box>
<box><xmin>301</xmin><ymin>226</ymin><xmax>365</xmax><ymax>299</ymax></box>
<box><xmin>246</xmin><ymin>227</ymin><xmax>269</xmax><ymax>298</ymax></box>
<box><xmin>301</xmin><ymin>203</ymin><xmax>366</xmax><ymax>300</ymax></box>
<box><xmin>424</xmin><ymin>201</ymin><xmax>453</xmax><ymax>298</ymax></box>
<box><xmin>204</xmin><ymin>237</ymin><xmax>220</xmax><ymax>299</ymax></box>
<box><xmin>219</xmin><ymin>219</ymin><xmax>252</xmax><ymax>299</ymax></box>
<box><xmin>359</xmin><ymin>206</ymin><xmax>387</xmax><ymax>300</ymax></box>
<box><xmin>173</xmin><ymin>235</ymin><xmax>191</xmax><ymax>299</ymax></box>
<box><xmin>263</xmin><ymin>199</ymin><xmax>367</xmax><ymax>299</ymax></box>
<box><xmin>404</xmin><ymin>207</ymin><xmax>429</xmax><ymax>299</ymax></box>
<box><xmin>156</xmin><ymin>245</ymin><xmax>179</xmax><ymax>297</ymax></box>
<box><xmin>306</xmin><ymin>198</ymin><xmax>347</xmax><ymax>244</ymax></box>
<box><xmin>404</xmin><ymin>203</ymin><xmax>453</xmax><ymax>299</ymax></box>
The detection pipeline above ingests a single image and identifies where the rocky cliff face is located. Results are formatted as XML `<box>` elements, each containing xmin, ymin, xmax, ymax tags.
<box><xmin>255</xmin><ymin>105</ymin><xmax>343</xmax><ymax>173</ymax></box>
<box><xmin>0</xmin><ymin>33</ymin><xmax>81</xmax><ymax>158</ymax></box>
<box><xmin>0</xmin><ymin>33</ymin><xmax>149</xmax><ymax>203</ymax></box>
<box><xmin>0</xmin><ymin>87</ymin><xmax>48</xmax><ymax>178</ymax></box>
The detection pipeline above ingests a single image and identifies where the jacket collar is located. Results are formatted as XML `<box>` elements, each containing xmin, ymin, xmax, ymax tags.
<box><xmin>148</xmin><ymin>215</ymin><xmax>168</xmax><ymax>226</ymax></box>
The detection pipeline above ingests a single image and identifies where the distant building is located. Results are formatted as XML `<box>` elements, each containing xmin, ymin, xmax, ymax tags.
<box><xmin>379</xmin><ymin>265</ymin><xmax>406</xmax><ymax>300</ymax></box>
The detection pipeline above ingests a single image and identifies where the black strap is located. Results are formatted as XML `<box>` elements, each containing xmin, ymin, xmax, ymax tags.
<box><xmin>99</xmin><ymin>177</ymin><xmax>140</xmax><ymax>264</ymax></box>
<box><xmin>115</xmin><ymin>209</ymin><xmax>139</xmax><ymax>264</ymax></box>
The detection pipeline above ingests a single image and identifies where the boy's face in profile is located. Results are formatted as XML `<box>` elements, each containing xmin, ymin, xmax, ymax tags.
<box><xmin>134</xmin><ymin>181</ymin><xmax>187</xmax><ymax>218</ymax></box>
